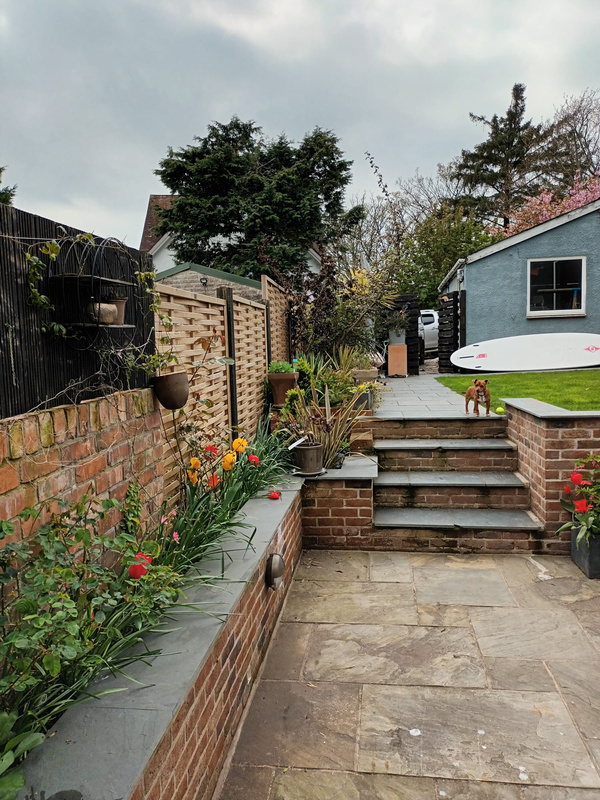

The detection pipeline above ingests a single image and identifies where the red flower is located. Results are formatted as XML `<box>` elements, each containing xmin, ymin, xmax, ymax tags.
<box><xmin>268</xmin><ymin>491</ymin><xmax>281</xmax><ymax>500</ymax></box>
<box><xmin>571</xmin><ymin>472</ymin><xmax>584</xmax><ymax>485</ymax></box>
<box><xmin>574</xmin><ymin>499</ymin><xmax>593</xmax><ymax>513</ymax></box>
<box><xmin>248</xmin><ymin>454</ymin><xmax>260</xmax><ymax>466</ymax></box>
<box><xmin>128</xmin><ymin>552</ymin><xmax>152</xmax><ymax>579</ymax></box>
<box><xmin>205</xmin><ymin>445</ymin><xmax>218</xmax><ymax>458</ymax></box>
<box><xmin>207</xmin><ymin>474</ymin><xmax>219</xmax><ymax>490</ymax></box>
<box><xmin>564</xmin><ymin>485</ymin><xmax>572</xmax><ymax>494</ymax></box>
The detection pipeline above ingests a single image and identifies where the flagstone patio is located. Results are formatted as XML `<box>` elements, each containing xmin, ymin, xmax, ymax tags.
<box><xmin>216</xmin><ymin>550</ymin><xmax>600</xmax><ymax>799</ymax></box>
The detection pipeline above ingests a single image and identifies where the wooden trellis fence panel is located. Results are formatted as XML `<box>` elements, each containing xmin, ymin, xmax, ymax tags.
<box><xmin>261</xmin><ymin>275</ymin><xmax>290</xmax><ymax>363</ymax></box>
<box><xmin>232</xmin><ymin>296</ymin><xmax>268</xmax><ymax>435</ymax></box>
<box><xmin>156</xmin><ymin>285</ymin><xmax>230</xmax><ymax>500</ymax></box>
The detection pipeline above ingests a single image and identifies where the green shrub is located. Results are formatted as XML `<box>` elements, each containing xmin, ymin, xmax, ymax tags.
<box><xmin>268</xmin><ymin>360</ymin><xmax>294</xmax><ymax>373</ymax></box>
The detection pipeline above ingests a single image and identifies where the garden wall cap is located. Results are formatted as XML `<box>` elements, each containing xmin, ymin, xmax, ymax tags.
<box><xmin>18</xmin><ymin>485</ymin><xmax>302</xmax><ymax>800</ymax></box>
<box><xmin>304</xmin><ymin>454</ymin><xmax>378</xmax><ymax>481</ymax></box>
<box><xmin>502</xmin><ymin>398</ymin><xmax>600</xmax><ymax>419</ymax></box>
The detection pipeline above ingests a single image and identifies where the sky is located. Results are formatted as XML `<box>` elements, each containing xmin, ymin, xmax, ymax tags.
<box><xmin>2</xmin><ymin>0</ymin><xmax>600</xmax><ymax>249</ymax></box>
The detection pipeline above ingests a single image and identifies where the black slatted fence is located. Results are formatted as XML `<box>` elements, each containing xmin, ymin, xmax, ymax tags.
<box><xmin>0</xmin><ymin>206</ymin><xmax>154</xmax><ymax>420</ymax></box>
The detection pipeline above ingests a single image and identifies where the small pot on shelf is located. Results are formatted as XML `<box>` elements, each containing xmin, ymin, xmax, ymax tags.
<box><xmin>152</xmin><ymin>372</ymin><xmax>189</xmax><ymax>410</ymax></box>
<box><xmin>87</xmin><ymin>302</ymin><xmax>118</xmax><ymax>325</ymax></box>
<box><xmin>292</xmin><ymin>441</ymin><xmax>323</xmax><ymax>477</ymax></box>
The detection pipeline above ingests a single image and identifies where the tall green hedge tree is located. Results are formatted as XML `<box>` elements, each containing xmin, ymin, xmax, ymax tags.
<box><xmin>155</xmin><ymin>117</ymin><xmax>360</xmax><ymax>280</ymax></box>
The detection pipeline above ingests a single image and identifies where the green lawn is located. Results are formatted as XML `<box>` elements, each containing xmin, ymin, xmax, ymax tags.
<box><xmin>436</xmin><ymin>369</ymin><xmax>600</xmax><ymax>411</ymax></box>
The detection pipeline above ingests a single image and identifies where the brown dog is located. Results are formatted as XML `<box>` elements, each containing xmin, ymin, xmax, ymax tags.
<box><xmin>464</xmin><ymin>379</ymin><xmax>490</xmax><ymax>416</ymax></box>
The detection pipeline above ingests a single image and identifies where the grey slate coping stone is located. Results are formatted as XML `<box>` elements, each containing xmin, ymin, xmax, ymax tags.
<box><xmin>303</xmin><ymin>454</ymin><xmax>378</xmax><ymax>481</ymax></box>
<box><xmin>17</xmin><ymin>481</ymin><xmax>304</xmax><ymax>800</ymax></box>
<box><xmin>502</xmin><ymin>397</ymin><xmax>600</xmax><ymax>419</ymax></box>
<box><xmin>374</xmin><ymin>471</ymin><xmax>526</xmax><ymax>488</ymax></box>
<box><xmin>373</xmin><ymin>438</ymin><xmax>516</xmax><ymax>450</ymax></box>
<box><xmin>373</xmin><ymin>507</ymin><xmax>542</xmax><ymax>530</ymax></box>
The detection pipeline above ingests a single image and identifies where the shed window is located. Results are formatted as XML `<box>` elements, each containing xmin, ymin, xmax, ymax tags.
<box><xmin>527</xmin><ymin>257</ymin><xmax>586</xmax><ymax>317</ymax></box>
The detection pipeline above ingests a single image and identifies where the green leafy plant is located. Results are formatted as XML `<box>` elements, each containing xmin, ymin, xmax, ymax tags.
<box><xmin>278</xmin><ymin>383</ymin><xmax>367</xmax><ymax>468</ymax></box>
<box><xmin>314</xmin><ymin>367</ymin><xmax>356</xmax><ymax>406</ymax></box>
<box><xmin>557</xmin><ymin>454</ymin><xmax>600</xmax><ymax>547</ymax></box>
<box><xmin>0</xmin><ymin>711</ymin><xmax>44</xmax><ymax>800</ymax></box>
<box><xmin>268</xmin><ymin>360</ymin><xmax>294</xmax><ymax>374</ymax></box>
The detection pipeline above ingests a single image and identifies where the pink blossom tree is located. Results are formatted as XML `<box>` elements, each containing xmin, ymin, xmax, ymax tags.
<box><xmin>502</xmin><ymin>173</ymin><xmax>600</xmax><ymax>237</ymax></box>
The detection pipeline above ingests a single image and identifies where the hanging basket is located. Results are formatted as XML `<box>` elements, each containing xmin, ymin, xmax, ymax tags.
<box><xmin>152</xmin><ymin>372</ymin><xmax>189</xmax><ymax>410</ymax></box>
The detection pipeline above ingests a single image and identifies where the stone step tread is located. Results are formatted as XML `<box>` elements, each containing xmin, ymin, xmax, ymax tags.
<box><xmin>373</xmin><ymin>507</ymin><xmax>542</xmax><ymax>531</ymax></box>
<box><xmin>373</xmin><ymin>438</ymin><xmax>516</xmax><ymax>451</ymax></box>
<box><xmin>374</xmin><ymin>471</ymin><xmax>527</xmax><ymax>488</ymax></box>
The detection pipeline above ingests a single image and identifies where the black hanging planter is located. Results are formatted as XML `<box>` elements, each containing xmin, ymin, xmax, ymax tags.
<box><xmin>152</xmin><ymin>372</ymin><xmax>189</xmax><ymax>410</ymax></box>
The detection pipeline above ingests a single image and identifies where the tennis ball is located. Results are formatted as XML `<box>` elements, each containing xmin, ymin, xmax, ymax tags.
<box><xmin>496</xmin><ymin>406</ymin><xmax>505</xmax><ymax>415</ymax></box>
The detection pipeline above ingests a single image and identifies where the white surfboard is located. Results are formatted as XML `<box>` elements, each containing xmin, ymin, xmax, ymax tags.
<box><xmin>450</xmin><ymin>333</ymin><xmax>600</xmax><ymax>372</ymax></box>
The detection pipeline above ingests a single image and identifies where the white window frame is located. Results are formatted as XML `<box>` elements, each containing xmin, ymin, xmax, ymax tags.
<box><xmin>526</xmin><ymin>256</ymin><xmax>587</xmax><ymax>318</ymax></box>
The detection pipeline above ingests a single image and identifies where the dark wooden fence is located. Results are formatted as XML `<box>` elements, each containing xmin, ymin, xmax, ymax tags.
<box><xmin>0</xmin><ymin>206</ymin><xmax>153</xmax><ymax>420</ymax></box>
<box><xmin>438</xmin><ymin>291</ymin><xmax>460</xmax><ymax>373</ymax></box>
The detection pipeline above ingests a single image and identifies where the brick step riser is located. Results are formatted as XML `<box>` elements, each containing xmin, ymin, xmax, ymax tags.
<box><xmin>378</xmin><ymin>451</ymin><xmax>519</xmax><ymax>472</ymax></box>
<box><xmin>374</xmin><ymin>485</ymin><xmax>530</xmax><ymax>510</ymax></box>
<box><xmin>303</xmin><ymin>528</ymin><xmax>564</xmax><ymax>555</ymax></box>
<box><xmin>372</xmin><ymin>418</ymin><xmax>507</xmax><ymax>440</ymax></box>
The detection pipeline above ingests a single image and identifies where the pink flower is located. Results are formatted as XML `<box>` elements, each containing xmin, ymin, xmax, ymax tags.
<box><xmin>173</xmin><ymin>531</ymin><xmax>180</xmax><ymax>543</ymax></box>
<box><xmin>161</xmin><ymin>515</ymin><xmax>168</xmax><ymax>524</ymax></box>
<box><xmin>170</xmin><ymin>510</ymin><xmax>176</xmax><ymax>516</ymax></box>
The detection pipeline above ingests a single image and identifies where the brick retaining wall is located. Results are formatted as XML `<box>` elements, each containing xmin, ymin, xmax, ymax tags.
<box><xmin>505</xmin><ymin>399</ymin><xmax>600</xmax><ymax>552</ymax></box>
<box><xmin>0</xmin><ymin>389</ymin><xmax>164</xmax><ymax>544</ymax></box>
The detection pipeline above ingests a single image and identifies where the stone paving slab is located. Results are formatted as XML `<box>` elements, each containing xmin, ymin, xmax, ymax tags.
<box><xmin>215</xmin><ymin>552</ymin><xmax>600</xmax><ymax>800</ymax></box>
<box><xmin>358</xmin><ymin>685</ymin><xmax>600</xmax><ymax>787</ymax></box>
<box><xmin>294</xmin><ymin>550</ymin><xmax>370</xmax><ymax>582</ymax></box>
<box><xmin>369</xmin><ymin>551</ymin><xmax>413</xmax><ymax>582</ymax></box>
<box><xmin>414</xmin><ymin>566</ymin><xmax>516</xmax><ymax>606</ymax></box>
<box><xmin>374</xmin><ymin>470</ymin><xmax>525</xmax><ymax>487</ymax></box>
<box><xmin>282</xmin><ymin>580</ymin><xmax>418</xmax><ymax>625</ymax></box>
<box><xmin>233</xmin><ymin>681</ymin><xmax>360</xmax><ymax>770</ymax></box>
<box><xmin>469</xmin><ymin>607</ymin><xmax>600</xmax><ymax>660</ymax></box>
<box><xmin>304</xmin><ymin>624</ymin><xmax>487</xmax><ymax>687</ymax></box>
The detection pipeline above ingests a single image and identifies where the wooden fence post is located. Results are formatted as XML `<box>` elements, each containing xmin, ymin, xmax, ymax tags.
<box><xmin>217</xmin><ymin>287</ymin><xmax>238</xmax><ymax>430</ymax></box>
<box><xmin>264</xmin><ymin>299</ymin><xmax>272</xmax><ymax>366</ymax></box>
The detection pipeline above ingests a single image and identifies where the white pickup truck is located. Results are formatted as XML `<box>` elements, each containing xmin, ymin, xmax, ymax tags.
<box><xmin>419</xmin><ymin>309</ymin><xmax>439</xmax><ymax>359</ymax></box>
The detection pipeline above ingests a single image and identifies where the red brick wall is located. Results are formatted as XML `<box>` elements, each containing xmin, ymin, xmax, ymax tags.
<box><xmin>0</xmin><ymin>389</ymin><xmax>164</xmax><ymax>544</ymax></box>
<box><xmin>302</xmin><ymin>479</ymin><xmax>373</xmax><ymax>549</ymax></box>
<box><xmin>129</xmin><ymin>496</ymin><xmax>303</xmax><ymax>800</ymax></box>
<box><xmin>506</xmin><ymin>404</ymin><xmax>600</xmax><ymax>552</ymax></box>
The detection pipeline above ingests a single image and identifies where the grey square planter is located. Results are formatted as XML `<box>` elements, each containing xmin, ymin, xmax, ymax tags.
<box><xmin>571</xmin><ymin>529</ymin><xmax>600</xmax><ymax>579</ymax></box>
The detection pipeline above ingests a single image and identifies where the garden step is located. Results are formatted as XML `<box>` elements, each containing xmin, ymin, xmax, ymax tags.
<box><xmin>374</xmin><ymin>438</ymin><xmax>518</xmax><ymax>472</ymax></box>
<box><xmin>373</xmin><ymin>507</ymin><xmax>542</xmax><ymax>532</ymax></box>
<box><xmin>371</xmin><ymin>416</ymin><xmax>507</xmax><ymax>440</ymax></box>
<box><xmin>373</xmin><ymin>470</ymin><xmax>530</xmax><ymax>509</ymax></box>
<box><xmin>371</xmin><ymin>507</ymin><xmax>544</xmax><ymax>554</ymax></box>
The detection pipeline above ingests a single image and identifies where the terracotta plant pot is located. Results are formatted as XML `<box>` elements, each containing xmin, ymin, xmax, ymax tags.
<box><xmin>292</xmin><ymin>442</ymin><xmax>323</xmax><ymax>477</ymax></box>
<box><xmin>152</xmin><ymin>372</ymin><xmax>189</xmax><ymax>410</ymax></box>
<box><xmin>267</xmin><ymin>372</ymin><xmax>298</xmax><ymax>407</ymax></box>
<box><xmin>351</xmin><ymin>368</ymin><xmax>379</xmax><ymax>383</ymax></box>
<box><xmin>87</xmin><ymin>302</ymin><xmax>118</xmax><ymax>325</ymax></box>
<box><xmin>111</xmin><ymin>297</ymin><xmax>128</xmax><ymax>325</ymax></box>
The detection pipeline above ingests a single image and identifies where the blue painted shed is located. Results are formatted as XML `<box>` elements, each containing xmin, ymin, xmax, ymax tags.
<box><xmin>439</xmin><ymin>199</ymin><xmax>600</xmax><ymax>345</ymax></box>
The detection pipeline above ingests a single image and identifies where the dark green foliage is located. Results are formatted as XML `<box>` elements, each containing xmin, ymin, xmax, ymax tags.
<box><xmin>155</xmin><ymin>117</ymin><xmax>358</xmax><ymax>279</ymax></box>
<box><xmin>451</xmin><ymin>84</ymin><xmax>568</xmax><ymax>227</ymax></box>
<box><xmin>0</xmin><ymin>166</ymin><xmax>16</xmax><ymax>206</ymax></box>
<box><xmin>398</xmin><ymin>205</ymin><xmax>500</xmax><ymax>306</ymax></box>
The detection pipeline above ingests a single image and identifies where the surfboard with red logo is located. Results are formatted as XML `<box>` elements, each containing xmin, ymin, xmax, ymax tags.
<box><xmin>450</xmin><ymin>333</ymin><xmax>600</xmax><ymax>372</ymax></box>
